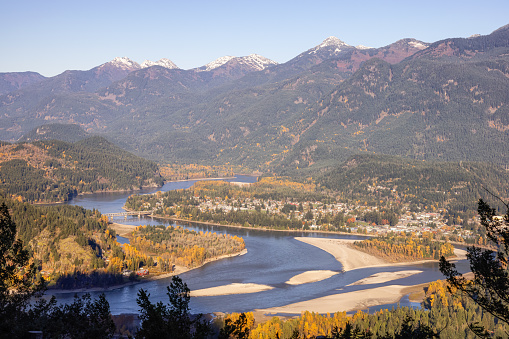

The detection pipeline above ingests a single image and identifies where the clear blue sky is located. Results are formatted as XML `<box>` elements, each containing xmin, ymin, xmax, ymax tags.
<box><xmin>3</xmin><ymin>0</ymin><xmax>508</xmax><ymax>77</ymax></box>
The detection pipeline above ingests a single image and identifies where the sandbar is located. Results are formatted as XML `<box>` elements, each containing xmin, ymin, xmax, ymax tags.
<box><xmin>296</xmin><ymin>237</ymin><xmax>464</xmax><ymax>272</ymax></box>
<box><xmin>110</xmin><ymin>222</ymin><xmax>138</xmax><ymax>237</ymax></box>
<box><xmin>191</xmin><ymin>283</ymin><xmax>274</xmax><ymax>297</ymax></box>
<box><xmin>452</xmin><ymin>248</ymin><xmax>467</xmax><ymax>260</ymax></box>
<box><xmin>286</xmin><ymin>270</ymin><xmax>339</xmax><ymax>285</ymax></box>
<box><xmin>347</xmin><ymin>270</ymin><xmax>423</xmax><ymax>286</ymax></box>
<box><xmin>259</xmin><ymin>285</ymin><xmax>407</xmax><ymax>315</ymax></box>
<box><xmin>295</xmin><ymin>238</ymin><xmax>387</xmax><ymax>271</ymax></box>
<box><xmin>256</xmin><ymin>238</ymin><xmax>466</xmax><ymax>317</ymax></box>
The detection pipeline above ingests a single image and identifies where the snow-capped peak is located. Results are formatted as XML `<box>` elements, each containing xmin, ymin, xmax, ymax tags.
<box><xmin>202</xmin><ymin>56</ymin><xmax>236</xmax><ymax>71</ymax></box>
<box><xmin>239</xmin><ymin>54</ymin><xmax>278</xmax><ymax>71</ymax></box>
<box><xmin>318</xmin><ymin>36</ymin><xmax>348</xmax><ymax>49</ymax></box>
<box><xmin>308</xmin><ymin>36</ymin><xmax>351</xmax><ymax>55</ymax></box>
<box><xmin>407</xmin><ymin>39</ymin><xmax>429</xmax><ymax>50</ymax></box>
<box><xmin>199</xmin><ymin>54</ymin><xmax>277</xmax><ymax>72</ymax></box>
<box><xmin>355</xmin><ymin>45</ymin><xmax>372</xmax><ymax>50</ymax></box>
<box><xmin>140</xmin><ymin>58</ymin><xmax>179</xmax><ymax>69</ymax></box>
<box><xmin>108</xmin><ymin>57</ymin><xmax>141</xmax><ymax>70</ymax></box>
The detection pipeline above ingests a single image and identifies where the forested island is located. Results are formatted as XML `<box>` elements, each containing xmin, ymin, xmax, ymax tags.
<box><xmin>127</xmin><ymin>225</ymin><xmax>245</xmax><ymax>270</ymax></box>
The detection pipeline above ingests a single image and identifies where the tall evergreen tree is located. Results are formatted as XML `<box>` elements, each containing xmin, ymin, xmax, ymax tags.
<box><xmin>0</xmin><ymin>202</ymin><xmax>44</xmax><ymax>336</ymax></box>
<box><xmin>440</xmin><ymin>198</ymin><xmax>509</xmax><ymax>337</ymax></box>
<box><xmin>137</xmin><ymin>275</ymin><xmax>211</xmax><ymax>339</ymax></box>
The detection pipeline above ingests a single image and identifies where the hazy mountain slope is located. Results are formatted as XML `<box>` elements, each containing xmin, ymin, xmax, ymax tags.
<box><xmin>279</xmin><ymin>29</ymin><xmax>509</xmax><ymax>170</ymax></box>
<box><xmin>18</xmin><ymin>123</ymin><xmax>89</xmax><ymax>143</ymax></box>
<box><xmin>104</xmin><ymin>38</ymin><xmax>430</xmax><ymax>164</ymax></box>
<box><xmin>411</xmin><ymin>23</ymin><xmax>509</xmax><ymax>59</ymax></box>
<box><xmin>0</xmin><ymin>26</ymin><xmax>508</xmax><ymax>171</ymax></box>
<box><xmin>0</xmin><ymin>71</ymin><xmax>46</xmax><ymax>95</ymax></box>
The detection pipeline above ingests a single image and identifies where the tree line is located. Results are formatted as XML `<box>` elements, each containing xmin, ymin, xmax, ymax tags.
<box><xmin>352</xmin><ymin>233</ymin><xmax>455</xmax><ymax>262</ymax></box>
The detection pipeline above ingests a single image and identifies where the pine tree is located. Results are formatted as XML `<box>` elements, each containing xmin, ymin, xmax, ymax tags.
<box><xmin>440</xmin><ymin>198</ymin><xmax>509</xmax><ymax>337</ymax></box>
<box><xmin>0</xmin><ymin>202</ymin><xmax>44</xmax><ymax>335</ymax></box>
<box><xmin>137</xmin><ymin>275</ymin><xmax>211</xmax><ymax>339</ymax></box>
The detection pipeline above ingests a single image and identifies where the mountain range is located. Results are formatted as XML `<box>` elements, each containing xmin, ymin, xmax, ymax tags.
<box><xmin>1</xmin><ymin>24</ymin><xmax>508</xmax><ymax>171</ymax></box>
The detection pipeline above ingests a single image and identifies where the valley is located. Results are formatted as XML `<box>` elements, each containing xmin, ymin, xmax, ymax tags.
<box><xmin>1</xmin><ymin>21</ymin><xmax>509</xmax><ymax>338</ymax></box>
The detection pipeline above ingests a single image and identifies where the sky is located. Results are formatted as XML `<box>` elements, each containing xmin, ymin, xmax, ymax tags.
<box><xmin>3</xmin><ymin>0</ymin><xmax>509</xmax><ymax>77</ymax></box>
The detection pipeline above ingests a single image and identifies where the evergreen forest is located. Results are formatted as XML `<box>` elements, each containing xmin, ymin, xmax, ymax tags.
<box><xmin>0</xmin><ymin>136</ymin><xmax>163</xmax><ymax>202</ymax></box>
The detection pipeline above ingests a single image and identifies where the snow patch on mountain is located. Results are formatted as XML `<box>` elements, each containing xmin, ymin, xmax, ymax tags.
<box><xmin>141</xmin><ymin>58</ymin><xmax>179</xmax><ymax>69</ymax></box>
<box><xmin>107</xmin><ymin>57</ymin><xmax>141</xmax><ymax>70</ymax></box>
<box><xmin>239</xmin><ymin>54</ymin><xmax>278</xmax><ymax>71</ymax></box>
<box><xmin>199</xmin><ymin>54</ymin><xmax>277</xmax><ymax>72</ymax></box>
<box><xmin>408</xmin><ymin>40</ymin><xmax>429</xmax><ymax>49</ymax></box>
<box><xmin>202</xmin><ymin>56</ymin><xmax>236</xmax><ymax>71</ymax></box>
<box><xmin>319</xmin><ymin>36</ymin><xmax>348</xmax><ymax>48</ymax></box>
<box><xmin>309</xmin><ymin>36</ymin><xmax>350</xmax><ymax>54</ymax></box>
<box><xmin>355</xmin><ymin>45</ymin><xmax>372</xmax><ymax>50</ymax></box>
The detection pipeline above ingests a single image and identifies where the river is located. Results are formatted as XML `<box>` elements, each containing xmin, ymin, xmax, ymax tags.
<box><xmin>50</xmin><ymin>175</ymin><xmax>469</xmax><ymax>315</ymax></box>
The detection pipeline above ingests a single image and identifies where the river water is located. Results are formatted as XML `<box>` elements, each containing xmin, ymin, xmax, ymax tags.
<box><xmin>51</xmin><ymin>175</ymin><xmax>469</xmax><ymax>315</ymax></box>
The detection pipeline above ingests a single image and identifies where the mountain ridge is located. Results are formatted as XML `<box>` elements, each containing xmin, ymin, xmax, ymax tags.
<box><xmin>0</xmin><ymin>25</ymin><xmax>508</xmax><ymax>172</ymax></box>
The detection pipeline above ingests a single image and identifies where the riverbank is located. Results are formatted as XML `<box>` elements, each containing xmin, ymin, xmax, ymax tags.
<box><xmin>40</xmin><ymin>174</ymin><xmax>257</xmax><ymax>206</ymax></box>
<box><xmin>145</xmin><ymin>215</ymin><xmax>374</xmax><ymax>238</ymax></box>
<box><xmin>32</xmin><ymin>183</ymin><xmax>163</xmax><ymax>205</ymax></box>
<box><xmin>255</xmin><ymin>285</ymin><xmax>407</xmax><ymax>316</ymax></box>
<box><xmin>161</xmin><ymin>176</ymin><xmax>236</xmax><ymax>183</ymax></box>
<box><xmin>257</xmin><ymin>284</ymin><xmax>412</xmax><ymax>316</ymax></box>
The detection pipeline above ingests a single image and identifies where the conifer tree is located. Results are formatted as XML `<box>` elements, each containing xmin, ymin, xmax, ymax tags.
<box><xmin>0</xmin><ymin>202</ymin><xmax>44</xmax><ymax>335</ymax></box>
<box><xmin>137</xmin><ymin>275</ymin><xmax>211</xmax><ymax>339</ymax></box>
<box><xmin>440</xmin><ymin>198</ymin><xmax>509</xmax><ymax>337</ymax></box>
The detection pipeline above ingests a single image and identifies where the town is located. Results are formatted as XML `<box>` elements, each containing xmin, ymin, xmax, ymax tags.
<box><xmin>125</xmin><ymin>179</ymin><xmax>484</xmax><ymax>246</ymax></box>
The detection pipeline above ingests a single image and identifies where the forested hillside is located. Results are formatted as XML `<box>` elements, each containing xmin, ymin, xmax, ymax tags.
<box><xmin>0</xmin><ymin>136</ymin><xmax>163</xmax><ymax>202</ymax></box>
<box><xmin>281</xmin><ymin>52</ymin><xmax>509</xmax><ymax>170</ymax></box>
<box><xmin>1</xmin><ymin>191</ymin><xmax>246</xmax><ymax>289</ymax></box>
<box><xmin>18</xmin><ymin>123</ymin><xmax>89</xmax><ymax>143</ymax></box>
<box><xmin>0</xmin><ymin>195</ymin><xmax>118</xmax><ymax>286</ymax></box>
<box><xmin>352</xmin><ymin>234</ymin><xmax>455</xmax><ymax>262</ymax></box>
<box><xmin>317</xmin><ymin>154</ymin><xmax>509</xmax><ymax>214</ymax></box>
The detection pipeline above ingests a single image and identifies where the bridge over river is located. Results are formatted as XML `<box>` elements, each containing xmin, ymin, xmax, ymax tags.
<box><xmin>103</xmin><ymin>210</ymin><xmax>154</xmax><ymax>219</ymax></box>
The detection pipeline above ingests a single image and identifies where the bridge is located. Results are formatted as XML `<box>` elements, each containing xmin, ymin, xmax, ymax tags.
<box><xmin>103</xmin><ymin>210</ymin><xmax>154</xmax><ymax>219</ymax></box>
